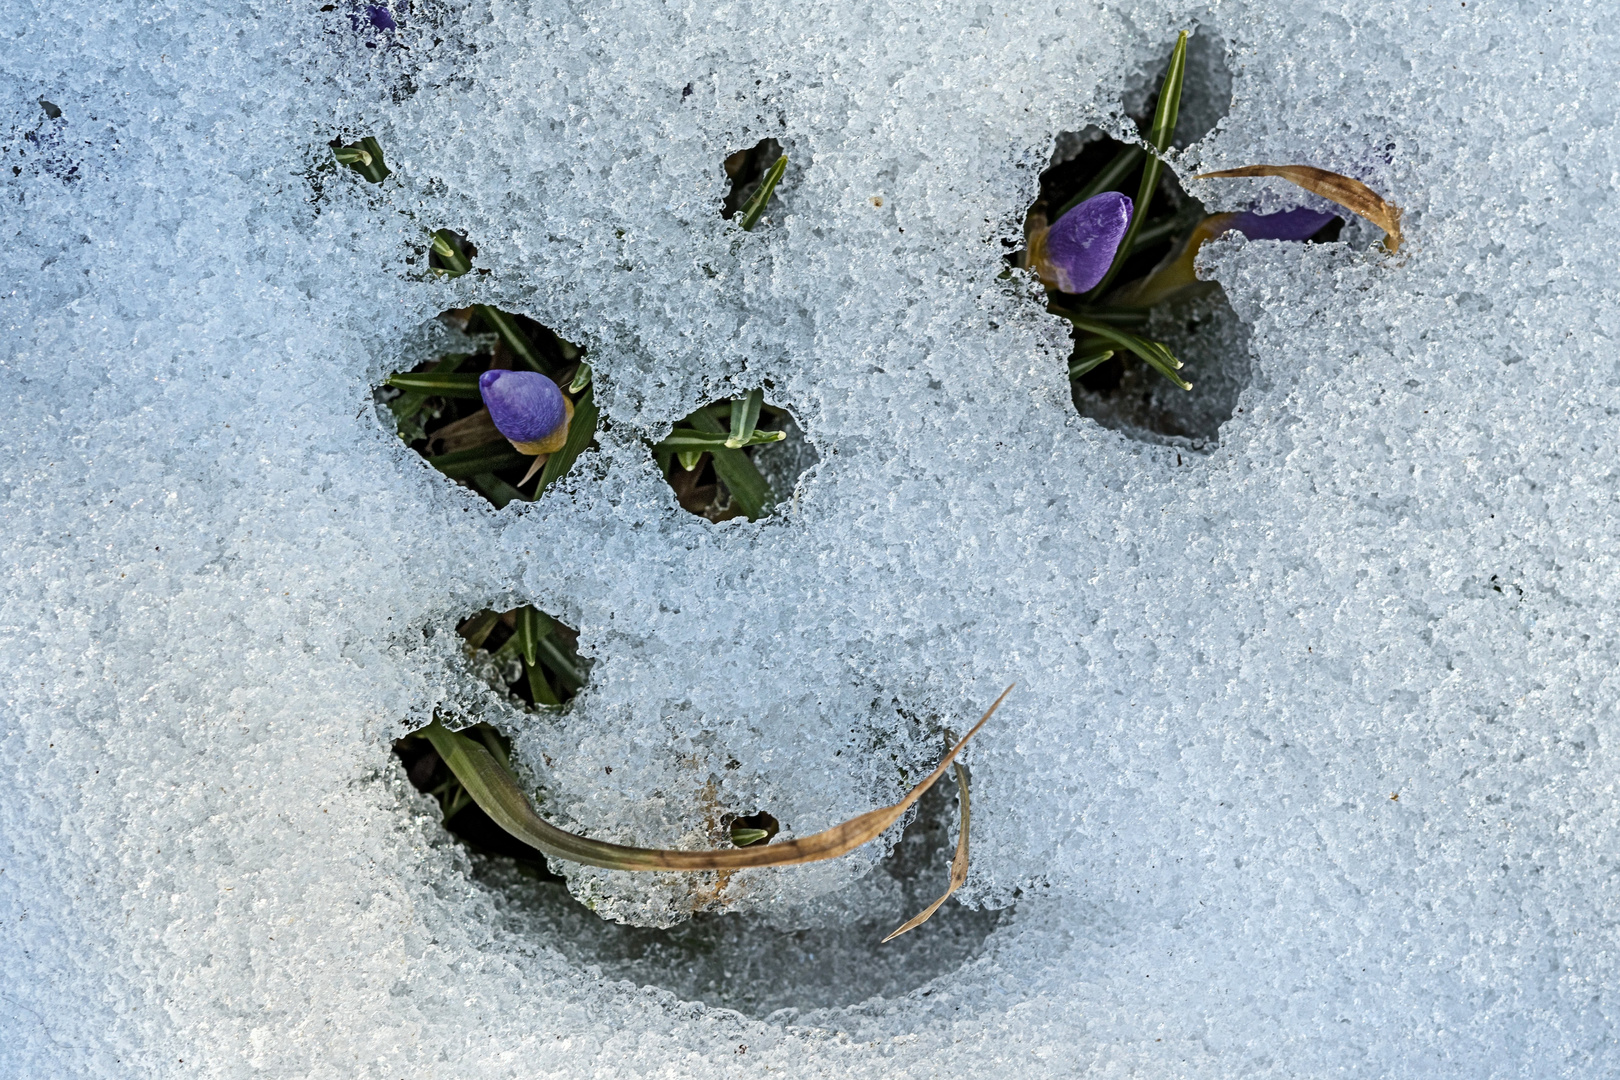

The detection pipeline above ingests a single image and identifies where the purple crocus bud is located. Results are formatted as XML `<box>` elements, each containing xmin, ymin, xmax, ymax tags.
<box><xmin>1229</xmin><ymin>207</ymin><xmax>1338</xmax><ymax>242</ymax></box>
<box><xmin>479</xmin><ymin>370</ymin><xmax>570</xmax><ymax>454</ymax></box>
<box><xmin>1039</xmin><ymin>192</ymin><xmax>1134</xmax><ymax>294</ymax></box>
<box><xmin>1108</xmin><ymin>206</ymin><xmax>1343</xmax><ymax>308</ymax></box>
<box><xmin>365</xmin><ymin>4</ymin><xmax>396</xmax><ymax>30</ymax></box>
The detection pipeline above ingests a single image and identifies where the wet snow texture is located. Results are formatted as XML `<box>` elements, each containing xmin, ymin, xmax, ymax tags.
<box><xmin>5</xmin><ymin>0</ymin><xmax>1620</xmax><ymax>1075</ymax></box>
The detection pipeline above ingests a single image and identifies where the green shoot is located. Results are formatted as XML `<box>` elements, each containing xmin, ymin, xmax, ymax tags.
<box><xmin>1068</xmin><ymin>349</ymin><xmax>1115</xmax><ymax>379</ymax></box>
<box><xmin>430</xmin><ymin>230</ymin><xmax>473</xmax><ymax>277</ymax></box>
<box><xmin>473</xmin><ymin>306</ymin><xmax>547</xmax><ymax>373</ymax></box>
<box><xmin>1087</xmin><ymin>30</ymin><xmax>1189</xmax><ymax>298</ymax></box>
<box><xmin>386</xmin><ymin>371</ymin><xmax>482</xmax><ymax>398</ymax></box>
<box><xmin>426</xmin><ymin>444</ymin><xmax>530</xmax><ymax>480</ymax></box>
<box><xmin>726</xmin><ymin>387</ymin><xmax>765</xmax><ymax>448</ymax></box>
<box><xmin>333</xmin><ymin>136</ymin><xmax>390</xmax><ymax>183</ymax></box>
<box><xmin>656</xmin><ymin>428</ymin><xmax>784</xmax><ymax>453</ymax></box>
<box><xmin>682</xmin><ymin>408</ymin><xmax>776</xmax><ymax>519</ymax></box>
<box><xmin>1053</xmin><ymin>308</ymin><xmax>1191</xmax><ymax>390</ymax></box>
<box><xmin>738</xmin><ymin>155</ymin><xmax>788</xmax><ymax>231</ymax></box>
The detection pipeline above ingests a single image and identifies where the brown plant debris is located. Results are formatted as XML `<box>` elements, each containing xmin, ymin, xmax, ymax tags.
<box><xmin>883</xmin><ymin>746</ymin><xmax>971</xmax><ymax>943</ymax></box>
<box><xmin>419</xmin><ymin>685</ymin><xmax>1013</xmax><ymax>873</ymax></box>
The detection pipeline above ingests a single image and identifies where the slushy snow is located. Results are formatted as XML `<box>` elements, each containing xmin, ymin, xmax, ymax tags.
<box><xmin>4</xmin><ymin>0</ymin><xmax>1620</xmax><ymax>1074</ymax></box>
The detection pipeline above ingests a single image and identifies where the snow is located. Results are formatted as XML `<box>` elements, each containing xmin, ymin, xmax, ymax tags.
<box><xmin>4</xmin><ymin>0</ymin><xmax>1620</xmax><ymax>1074</ymax></box>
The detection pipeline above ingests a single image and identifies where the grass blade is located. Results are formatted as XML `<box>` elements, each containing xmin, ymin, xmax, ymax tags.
<box><xmin>727</xmin><ymin>388</ymin><xmax>764</xmax><ymax>448</ymax></box>
<box><xmin>430</xmin><ymin>230</ymin><xmax>473</xmax><ymax>277</ymax></box>
<box><xmin>473</xmin><ymin>306</ymin><xmax>548</xmax><ymax>373</ymax></box>
<box><xmin>457</xmin><ymin>610</ymin><xmax>501</xmax><ymax>650</ymax></box>
<box><xmin>418</xmin><ymin>685</ymin><xmax>1013</xmax><ymax>872</ymax></box>
<box><xmin>426</xmin><ymin>444</ymin><xmax>530</xmax><ymax>479</ymax></box>
<box><xmin>536</xmin><ymin>635</ymin><xmax>586</xmax><ymax>690</ymax></box>
<box><xmin>686</xmin><ymin>408</ymin><xmax>774</xmax><ymax>519</ymax></box>
<box><xmin>1088</xmin><ymin>31</ymin><xmax>1189</xmax><ymax>298</ymax></box>
<box><xmin>1053</xmin><ymin>309</ymin><xmax>1191</xmax><ymax>390</ymax></box>
<box><xmin>883</xmin><ymin>754</ymin><xmax>971</xmax><ymax>942</ymax></box>
<box><xmin>387</xmin><ymin>371</ymin><xmax>482</xmax><ymax>398</ymax></box>
<box><xmin>389</xmin><ymin>354</ymin><xmax>468</xmax><ymax>434</ymax></box>
<box><xmin>654</xmin><ymin>429</ymin><xmax>785</xmax><ymax>452</ymax></box>
<box><xmin>512</xmin><ymin>606</ymin><xmax>551</xmax><ymax>668</ymax></box>
<box><xmin>525</xmin><ymin>658</ymin><xmax>561</xmax><ymax>706</ymax></box>
<box><xmin>333</xmin><ymin>136</ymin><xmax>390</xmax><ymax>183</ymax></box>
<box><xmin>1194</xmin><ymin>164</ymin><xmax>1404</xmax><ymax>252</ymax></box>
<box><xmin>1068</xmin><ymin>348</ymin><xmax>1115</xmax><ymax>379</ymax></box>
<box><xmin>469</xmin><ymin>473</ymin><xmax>526</xmax><ymax>508</ymax></box>
<box><xmin>1144</xmin><ymin>33</ymin><xmax>1190</xmax><ymax>152</ymax></box>
<box><xmin>738</xmin><ymin>154</ymin><xmax>788</xmax><ymax>231</ymax></box>
<box><xmin>536</xmin><ymin>385</ymin><xmax>599</xmax><ymax>495</ymax></box>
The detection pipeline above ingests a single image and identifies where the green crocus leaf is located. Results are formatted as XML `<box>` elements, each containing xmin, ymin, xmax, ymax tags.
<box><xmin>1087</xmin><ymin>30</ymin><xmax>1189</xmax><ymax>299</ymax></box>
<box><xmin>738</xmin><ymin>154</ymin><xmax>788</xmax><ymax>231</ymax></box>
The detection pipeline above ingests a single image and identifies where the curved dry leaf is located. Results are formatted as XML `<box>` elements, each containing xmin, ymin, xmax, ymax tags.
<box><xmin>883</xmin><ymin>756</ymin><xmax>970</xmax><ymax>943</ymax></box>
<box><xmin>1194</xmin><ymin>165</ymin><xmax>1403</xmax><ymax>253</ymax></box>
<box><xmin>420</xmin><ymin>684</ymin><xmax>1013</xmax><ymax>873</ymax></box>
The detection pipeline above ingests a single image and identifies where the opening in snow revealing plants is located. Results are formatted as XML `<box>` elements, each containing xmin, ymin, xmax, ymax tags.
<box><xmin>346</xmin><ymin>29</ymin><xmax>1404</xmax><ymax>943</ymax></box>
<box><xmin>1013</xmin><ymin>31</ymin><xmax>1403</xmax><ymax>442</ymax></box>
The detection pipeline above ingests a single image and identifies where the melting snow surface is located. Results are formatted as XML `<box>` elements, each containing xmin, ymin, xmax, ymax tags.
<box><xmin>5</xmin><ymin>0</ymin><xmax>1620</xmax><ymax>1074</ymax></box>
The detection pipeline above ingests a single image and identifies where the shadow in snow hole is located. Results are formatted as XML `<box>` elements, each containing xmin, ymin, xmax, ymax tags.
<box><xmin>396</xmin><ymin>731</ymin><xmax>1005</xmax><ymax>1018</ymax></box>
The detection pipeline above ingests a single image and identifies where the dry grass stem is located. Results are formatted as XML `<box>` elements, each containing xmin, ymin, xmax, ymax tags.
<box><xmin>883</xmin><ymin>754</ymin><xmax>971</xmax><ymax>943</ymax></box>
<box><xmin>421</xmin><ymin>685</ymin><xmax>1013</xmax><ymax>873</ymax></box>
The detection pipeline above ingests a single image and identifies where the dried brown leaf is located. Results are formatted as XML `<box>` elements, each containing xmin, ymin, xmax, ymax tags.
<box><xmin>421</xmin><ymin>685</ymin><xmax>1014</xmax><ymax>873</ymax></box>
<box><xmin>882</xmin><ymin>755</ymin><xmax>970</xmax><ymax>943</ymax></box>
<box><xmin>428</xmin><ymin>408</ymin><xmax>501</xmax><ymax>455</ymax></box>
<box><xmin>1195</xmin><ymin>165</ymin><xmax>1403</xmax><ymax>253</ymax></box>
<box><xmin>517</xmin><ymin>453</ymin><xmax>547</xmax><ymax>487</ymax></box>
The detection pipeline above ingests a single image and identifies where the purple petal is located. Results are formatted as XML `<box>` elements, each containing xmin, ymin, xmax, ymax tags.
<box><xmin>1228</xmin><ymin>207</ymin><xmax>1338</xmax><ymax>242</ymax></box>
<box><xmin>479</xmin><ymin>370</ymin><xmax>566</xmax><ymax>444</ymax></box>
<box><xmin>1045</xmin><ymin>192</ymin><xmax>1134</xmax><ymax>294</ymax></box>
<box><xmin>365</xmin><ymin>5</ymin><xmax>397</xmax><ymax>30</ymax></box>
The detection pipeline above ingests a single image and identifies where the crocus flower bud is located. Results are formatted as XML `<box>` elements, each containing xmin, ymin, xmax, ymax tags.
<box><xmin>1227</xmin><ymin>207</ymin><xmax>1338</xmax><ymax>241</ymax></box>
<box><xmin>479</xmin><ymin>370</ymin><xmax>572</xmax><ymax>455</ymax></box>
<box><xmin>1030</xmin><ymin>192</ymin><xmax>1134</xmax><ymax>295</ymax></box>
<box><xmin>1109</xmin><ymin>207</ymin><xmax>1342</xmax><ymax>308</ymax></box>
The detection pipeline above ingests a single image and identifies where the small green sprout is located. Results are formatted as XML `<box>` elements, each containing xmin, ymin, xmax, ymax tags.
<box><xmin>738</xmin><ymin>154</ymin><xmax>788</xmax><ymax>231</ymax></box>
<box><xmin>653</xmin><ymin>396</ymin><xmax>786</xmax><ymax>521</ymax></box>
<box><xmin>1086</xmin><ymin>30</ymin><xmax>1189</xmax><ymax>298</ymax></box>
<box><xmin>332</xmin><ymin>136</ymin><xmax>390</xmax><ymax>183</ymax></box>
<box><xmin>429</xmin><ymin>230</ymin><xmax>473</xmax><ymax>277</ymax></box>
